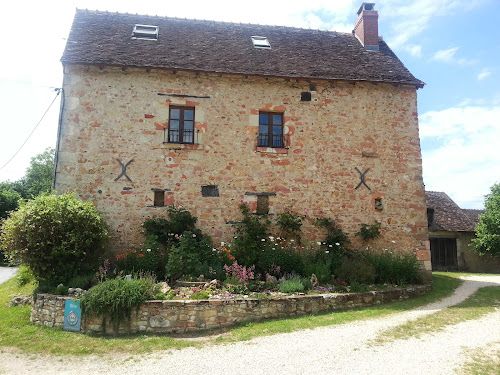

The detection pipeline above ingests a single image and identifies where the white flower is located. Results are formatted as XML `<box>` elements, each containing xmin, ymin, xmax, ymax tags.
<box><xmin>261</xmin><ymin>238</ymin><xmax>266</xmax><ymax>241</ymax></box>
<box><xmin>328</xmin><ymin>244</ymin><xmax>333</xmax><ymax>248</ymax></box>
<box><xmin>147</xmin><ymin>248</ymin><xmax>151</xmax><ymax>252</ymax></box>
<box><xmin>325</xmin><ymin>251</ymin><xmax>330</xmax><ymax>254</ymax></box>
<box><xmin>391</xmin><ymin>240</ymin><xmax>396</xmax><ymax>243</ymax></box>
<box><xmin>192</xmin><ymin>234</ymin><xmax>196</xmax><ymax>238</ymax></box>
<box><xmin>335</xmin><ymin>242</ymin><xmax>340</xmax><ymax>246</ymax></box>
<box><xmin>317</xmin><ymin>242</ymin><xmax>321</xmax><ymax>246</ymax></box>
<box><xmin>221</xmin><ymin>242</ymin><xmax>225</xmax><ymax>247</ymax></box>
<box><xmin>290</xmin><ymin>239</ymin><xmax>294</xmax><ymax>242</ymax></box>
<box><xmin>269</xmin><ymin>236</ymin><xmax>275</xmax><ymax>241</ymax></box>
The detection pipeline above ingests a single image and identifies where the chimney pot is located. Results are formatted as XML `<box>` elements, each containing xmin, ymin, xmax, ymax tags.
<box><xmin>354</xmin><ymin>3</ymin><xmax>379</xmax><ymax>51</ymax></box>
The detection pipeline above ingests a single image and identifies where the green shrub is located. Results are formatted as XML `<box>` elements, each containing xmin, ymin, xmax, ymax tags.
<box><xmin>257</xmin><ymin>248</ymin><xmax>305</xmax><ymax>277</ymax></box>
<box><xmin>247</xmin><ymin>280</ymin><xmax>277</xmax><ymax>292</ymax></box>
<box><xmin>279</xmin><ymin>279</ymin><xmax>305</xmax><ymax>293</ymax></box>
<box><xmin>231</xmin><ymin>202</ymin><xmax>271</xmax><ymax>266</ymax></box>
<box><xmin>349</xmin><ymin>281</ymin><xmax>369</xmax><ymax>293</ymax></box>
<box><xmin>142</xmin><ymin>205</ymin><xmax>203</xmax><ymax>248</ymax></box>
<box><xmin>0</xmin><ymin>189</ymin><xmax>22</xmax><ymax>220</ymax></box>
<box><xmin>16</xmin><ymin>265</ymin><xmax>34</xmax><ymax>287</ymax></box>
<box><xmin>67</xmin><ymin>274</ymin><xmax>94</xmax><ymax>289</ymax></box>
<box><xmin>190</xmin><ymin>291</ymin><xmax>210</xmax><ymax>300</ymax></box>
<box><xmin>364</xmin><ymin>251</ymin><xmax>422</xmax><ymax>285</ymax></box>
<box><xmin>276</xmin><ymin>209</ymin><xmax>305</xmax><ymax>242</ymax></box>
<box><xmin>313</xmin><ymin>218</ymin><xmax>350</xmax><ymax>250</ymax></box>
<box><xmin>55</xmin><ymin>284</ymin><xmax>67</xmax><ymax>295</ymax></box>
<box><xmin>355</xmin><ymin>220</ymin><xmax>381</xmax><ymax>241</ymax></box>
<box><xmin>0</xmin><ymin>193</ymin><xmax>108</xmax><ymax>286</ymax></box>
<box><xmin>81</xmin><ymin>277</ymin><xmax>155</xmax><ymax>329</ymax></box>
<box><xmin>335</xmin><ymin>256</ymin><xmax>376</xmax><ymax>285</ymax></box>
<box><xmin>165</xmin><ymin>231</ymin><xmax>213</xmax><ymax>281</ymax></box>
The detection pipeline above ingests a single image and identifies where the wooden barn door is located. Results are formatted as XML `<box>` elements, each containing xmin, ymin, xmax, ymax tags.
<box><xmin>430</xmin><ymin>238</ymin><xmax>458</xmax><ymax>271</ymax></box>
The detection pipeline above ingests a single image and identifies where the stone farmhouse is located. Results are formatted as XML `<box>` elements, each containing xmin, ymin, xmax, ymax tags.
<box><xmin>426</xmin><ymin>191</ymin><xmax>500</xmax><ymax>273</ymax></box>
<box><xmin>55</xmin><ymin>3</ymin><xmax>431</xmax><ymax>276</ymax></box>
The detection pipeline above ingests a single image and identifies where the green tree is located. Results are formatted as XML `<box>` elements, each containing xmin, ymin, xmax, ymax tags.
<box><xmin>472</xmin><ymin>183</ymin><xmax>500</xmax><ymax>256</ymax></box>
<box><xmin>0</xmin><ymin>189</ymin><xmax>22</xmax><ymax>219</ymax></box>
<box><xmin>24</xmin><ymin>147</ymin><xmax>55</xmax><ymax>197</ymax></box>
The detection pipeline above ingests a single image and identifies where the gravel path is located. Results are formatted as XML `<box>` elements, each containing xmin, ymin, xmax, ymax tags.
<box><xmin>0</xmin><ymin>266</ymin><xmax>18</xmax><ymax>285</ymax></box>
<box><xmin>1</xmin><ymin>275</ymin><xmax>499</xmax><ymax>375</ymax></box>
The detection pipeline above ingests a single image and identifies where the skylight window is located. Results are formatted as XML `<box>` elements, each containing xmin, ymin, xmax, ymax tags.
<box><xmin>251</xmin><ymin>36</ymin><xmax>271</xmax><ymax>49</ymax></box>
<box><xmin>132</xmin><ymin>24</ymin><xmax>159</xmax><ymax>40</ymax></box>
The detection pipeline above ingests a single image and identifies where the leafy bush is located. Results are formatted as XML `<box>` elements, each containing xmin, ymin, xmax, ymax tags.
<box><xmin>231</xmin><ymin>202</ymin><xmax>271</xmax><ymax>266</ymax></box>
<box><xmin>0</xmin><ymin>189</ymin><xmax>22</xmax><ymax>220</ymax></box>
<box><xmin>257</xmin><ymin>247</ymin><xmax>305</xmax><ymax>277</ymax></box>
<box><xmin>165</xmin><ymin>231</ymin><xmax>213</xmax><ymax>281</ymax></box>
<box><xmin>67</xmin><ymin>274</ymin><xmax>94</xmax><ymax>290</ymax></box>
<box><xmin>335</xmin><ymin>256</ymin><xmax>376</xmax><ymax>285</ymax></box>
<box><xmin>81</xmin><ymin>277</ymin><xmax>155</xmax><ymax>329</ymax></box>
<box><xmin>276</xmin><ymin>209</ymin><xmax>305</xmax><ymax>242</ymax></box>
<box><xmin>223</xmin><ymin>261</ymin><xmax>255</xmax><ymax>284</ymax></box>
<box><xmin>279</xmin><ymin>279</ymin><xmax>305</xmax><ymax>293</ymax></box>
<box><xmin>142</xmin><ymin>205</ymin><xmax>203</xmax><ymax>248</ymax></box>
<box><xmin>349</xmin><ymin>281</ymin><xmax>369</xmax><ymax>293</ymax></box>
<box><xmin>16</xmin><ymin>265</ymin><xmax>34</xmax><ymax>287</ymax></box>
<box><xmin>364</xmin><ymin>251</ymin><xmax>422</xmax><ymax>285</ymax></box>
<box><xmin>0</xmin><ymin>193</ymin><xmax>108</xmax><ymax>285</ymax></box>
<box><xmin>313</xmin><ymin>218</ymin><xmax>350</xmax><ymax>254</ymax></box>
<box><xmin>190</xmin><ymin>291</ymin><xmax>210</xmax><ymax>300</ymax></box>
<box><xmin>355</xmin><ymin>220</ymin><xmax>381</xmax><ymax>241</ymax></box>
<box><xmin>473</xmin><ymin>183</ymin><xmax>500</xmax><ymax>256</ymax></box>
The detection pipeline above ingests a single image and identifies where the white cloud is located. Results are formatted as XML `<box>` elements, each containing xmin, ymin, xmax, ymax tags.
<box><xmin>432</xmin><ymin>47</ymin><xmax>459</xmax><ymax>62</ymax></box>
<box><xmin>420</xmin><ymin>104</ymin><xmax>500</xmax><ymax>208</ymax></box>
<box><xmin>477</xmin><ymin>69</ymin><xmax>492</xmax><ymax>81</ymax></box>
<box><xmin>404</xmin><ymin>44</ymin><xmax>422</xmax><ymax>57</ymax></box>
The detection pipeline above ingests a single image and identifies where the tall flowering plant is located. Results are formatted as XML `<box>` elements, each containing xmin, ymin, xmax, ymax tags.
<box><xmin>223</xmin><ymin>261</ymin><xmax>255</xmax><ymax>284</ymax></box>
<box><xmin>355</xmin><ymin>219</ymin><xmax>382</xmax><ymax>241</ymax></box>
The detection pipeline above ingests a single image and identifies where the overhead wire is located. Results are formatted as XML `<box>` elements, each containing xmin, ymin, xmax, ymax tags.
<box><xmin>0</xmin><ymin>88</ymin><xmax>61</xmax><ymax>171</ymax></box>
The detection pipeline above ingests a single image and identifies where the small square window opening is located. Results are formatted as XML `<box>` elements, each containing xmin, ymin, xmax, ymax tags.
<box><xmin>251</xmin><ymin>36</ymin><xmax>271</xmax><ymax>49</ymax></box>
<box><xmin>256</xmin><ymin>195</ymin><xmax>269</xmax><ymax>215</ymax></box>
<box><xmin>374</xmin><ymin>198</ymin><xmax>383</xmax><ymax>211</ymax></box>
<box><xmin>201</xmin><ymin>185</ymin><xmax>219</xmax><ymax>197</ymax></box>
<box><xmin>300</xmin><ymin>92</ymin><xmax>312</xmax><ymax>101</ymax></box>
<box><xmin>132</xmin><ymin>24</ymin><xmax>159</xmax><ymax>40</ymax></box>
<box><xmin>154</xmin><ymin>191</ymin><xmax>165</xmax><ymax>207</ymax></box>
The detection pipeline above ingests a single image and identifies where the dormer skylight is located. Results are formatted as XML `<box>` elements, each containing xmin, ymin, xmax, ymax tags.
<box><xmin>251</xmin><ymin>36</ymin><xmax>271</xmax><ymax>49</ymax></box>
<box><xmin>132</xmin><ymin>24</ymin><xmax>159</xmax><ymax>40</ymax></box>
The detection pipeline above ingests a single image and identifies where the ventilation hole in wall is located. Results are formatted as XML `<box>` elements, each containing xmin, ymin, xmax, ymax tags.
<box><xmin>300</xmin><ymin>91</ymin><xmax>312</xmax><ymax>101</ymax></box>
<box><xmin>201</xmin><ymin>185</ymin><xmax>219</xmax><ymax>197</ymax></box>
<box><xmin>256</xmin><ymin>195</ymin><xmax>270</xmax><ymax>215</ymax></box>
<box><xmin>374</xmin><ymin>198</ymin><xmax>383</xmax><ymax>211</ymax></box>
<box><xmin>154</xmin><ymin>191</ymin><xmax>165</xmax><ymax>207</ymax></box>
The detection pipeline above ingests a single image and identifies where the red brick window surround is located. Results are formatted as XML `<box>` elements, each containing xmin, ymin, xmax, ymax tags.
<box><xmin>258</xmin><ymin>112</ymin><xmax>284</xmax><ymax>148</ymax></box>
<box><xmin>168</xmin><ymin>106</ymin><xmax>195</xmax><ymax>144</ymax></box>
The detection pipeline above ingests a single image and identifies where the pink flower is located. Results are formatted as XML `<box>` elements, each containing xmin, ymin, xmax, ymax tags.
<box><xmin>375</xmin><ymin>218</ymin><xmax>382</xmax><ymax>223</ymax></box>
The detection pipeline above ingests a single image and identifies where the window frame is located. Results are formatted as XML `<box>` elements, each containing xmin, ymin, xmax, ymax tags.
<box><xmin>168</xmin><ymin>106</ymin><xmax>196</xmax><ymax>144</ymax></box>
<box><xmin>258</xmin><ymin>111</ymin><xmax>284</xmax><ymax>148</ymax></box>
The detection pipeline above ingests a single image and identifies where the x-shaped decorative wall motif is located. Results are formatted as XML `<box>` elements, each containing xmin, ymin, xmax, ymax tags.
<box><xmin>115</xmin><ymin>159</ymin><xmax>133</xmax><ymax>182</ymax></box>
<box><xmin>355</xmin><ymin>167</ymin><xmax>371</xmax><ymax>190</ymax></box>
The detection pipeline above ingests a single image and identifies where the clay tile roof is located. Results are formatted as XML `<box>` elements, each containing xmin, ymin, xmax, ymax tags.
<box><xmin>61</xmin><ymin>9</ymin><xmax>424</xmax><ymax>88</ymax></box>
<box><xmin>462</xmin><ymin>209</ymin><xmax>485</xmax><ymax>227</ymax></box>
<box><xmin>425</xmin><ymin>191</ymin><xmax>476</xmax><ymax>232</ymax></box>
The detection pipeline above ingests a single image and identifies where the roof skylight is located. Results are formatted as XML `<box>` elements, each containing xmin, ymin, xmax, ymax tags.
<box><xmin>132</xmin><ymin>24</ymin><xmax>159</xmax><ymax>40</ymax></box>
<box><xmin>251</xmin><ymin>36</ymin><xmax>271</xmax><ymax>49</ymax></box>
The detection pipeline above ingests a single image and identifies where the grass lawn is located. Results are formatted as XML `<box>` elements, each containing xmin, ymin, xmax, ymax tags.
<box><xmin>0</xmin><ymin>272</ymin><xmax>464</xmax><ymax>356</ymax></box>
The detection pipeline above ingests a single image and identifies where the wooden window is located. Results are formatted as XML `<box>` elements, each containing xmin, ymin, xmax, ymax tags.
<box><xmin>427</xmin><ymin>208</ymin><xmax>435</xmax><ymax>227</ymax></box>
<box><xmin>256</xmin><ymin>195</ymin><xmax>269</xmax><ymax>215</ymax></box>
<box><xmin>168</xmin><ymin>106</ymin><xmax>195</xmax><ymax>144</ymax></box>
<box><xmin>153</xmin><ymin>191</ymin><xmax>165</xmax><ymax>207</ymax></box>
<box><xmin>258</xmin><ymin>112</ymin><xmax>283</xmax><ymax>148</ymax></box>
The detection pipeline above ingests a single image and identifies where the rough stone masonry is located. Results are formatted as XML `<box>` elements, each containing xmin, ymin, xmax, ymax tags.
<box><xmin>54</xmin><ymin>65</ymin><xmax>431</xmax><ymax>275</ymax></box>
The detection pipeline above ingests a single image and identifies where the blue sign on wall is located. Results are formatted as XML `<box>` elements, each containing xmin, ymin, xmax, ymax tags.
<box><xmin>64</xmin><ymin>300</ymin><xmax>81</xmax><ymax>332</ymax></box>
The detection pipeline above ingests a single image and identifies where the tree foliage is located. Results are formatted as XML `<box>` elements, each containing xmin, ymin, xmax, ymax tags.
<box><xmin>0</xmin><ymin>193</ymin><xmax>108</xmax><ymax>285</ymax></box>
<box><xmin>473</xmin><ymin>183</ymin><xmax>500</xmax><ymax>256</ymax></box>
<box><xmin>0</xmin><ymin>189</ymin><xmax>22</xmax><ymax>220</ymax></box>
<box><xmin>24</xmin><ymin>147</ymin><xmax>55</xmax><ymax>197</ymax></box>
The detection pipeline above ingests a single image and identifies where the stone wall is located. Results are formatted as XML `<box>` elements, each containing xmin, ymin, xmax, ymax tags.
<box><xmin>55</xmin><ymin>65</ymin><xmax>430</xmax><ymax>273</ymax></box>
<box><xmin>31</xmin><ymin>284</ymin><xmax>432</xmax><ymax>334</ymax></box>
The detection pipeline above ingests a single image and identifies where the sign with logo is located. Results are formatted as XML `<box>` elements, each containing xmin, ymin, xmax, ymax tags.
<box><xmin>64</xmin><ymin>300</ymin><xmax>81</xmax><ymax>332</ymax></box>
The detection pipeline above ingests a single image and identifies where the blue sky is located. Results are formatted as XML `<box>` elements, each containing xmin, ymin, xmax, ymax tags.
<box><xmin>0</xmin><ymin>0</ymin><xmax>498</xmax><ymax>208</ymax></box>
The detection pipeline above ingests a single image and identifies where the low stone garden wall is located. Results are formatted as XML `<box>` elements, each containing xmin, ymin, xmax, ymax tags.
<box><xmin>31</xmin><ymin>284</ymin><xmax>432</xmax><ymax>335</ymax></box>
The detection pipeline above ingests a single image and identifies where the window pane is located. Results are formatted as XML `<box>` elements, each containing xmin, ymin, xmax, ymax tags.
<box><xmin>272</xmin><ymin>114</ymin><xmax>282</xmax><ymax>125</ymax></box>
<box><xmin>169</xmin><ymin>130</ymin><xmax>179</xmax><ymax>143</ymax></box>
<box><xmin>259</xmin><ymin>114</ymin><xmax>268</xmax><ymax>125</ymax></box>
<box><xmin>259</xmin><ymin>124</ymin><xmax>268</xmax><ymax>134</ymax></box>
<box><xmin>184</xmin><ymin>121</ymin><xmax>194</xmax><ymax>130</ymax></box>
<box><xmin>169</xmin><ymin>120</ymin><xmax>179</xmax><ymax>129</ymax></box>
<box><xmin>273</xmin><ymin>125</ymin><xmax>282</xmax><ymax>135</ymax></box>
<box><xmin>183</xmin><ymin>131</ymin><xmax>193</xmax><ymax>143</ymax></box>
<box><xmin>184</xmin><ymin>110</ymin><xmax>194</xmax><ymax>121</ymax></box>
<box><xmin>170</xmin><ymin>109</ymin><xmax>180</xmax><ymax>120</ymax></box>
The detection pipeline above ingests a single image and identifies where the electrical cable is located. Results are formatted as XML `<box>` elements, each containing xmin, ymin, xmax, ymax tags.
<box><xmin>0</xmin><ymin>88</ymin><xmax>61</xmax><ymax>172</ymax></box>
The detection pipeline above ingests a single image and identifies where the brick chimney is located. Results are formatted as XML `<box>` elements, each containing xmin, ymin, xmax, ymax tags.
<box><xmin>353</xmin><ymin>3</ymin><xmax>379</xmax><ymax>51</ymax></box>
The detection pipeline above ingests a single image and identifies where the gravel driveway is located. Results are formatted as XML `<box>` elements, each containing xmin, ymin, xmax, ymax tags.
<box><xmin>1</xmin><ymin>275</ymin><xmax>499</xmax><ymax>375</ymax></box>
